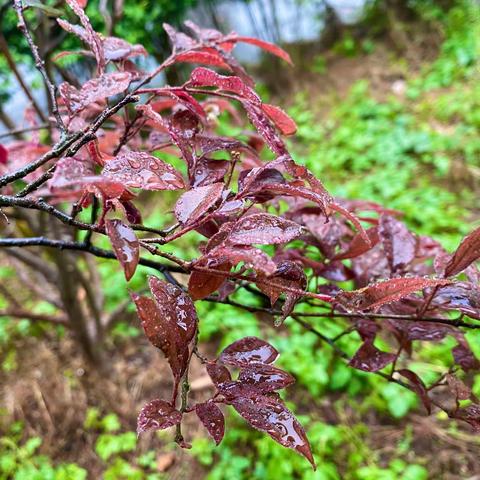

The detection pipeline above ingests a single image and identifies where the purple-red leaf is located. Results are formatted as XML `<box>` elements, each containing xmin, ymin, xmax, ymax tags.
<box><xmin>450</xmin><ymin>404</ymin><xmax>480</xmax><ymax>431</ymax></box>
<box><xmin>131</xmin><ymin>294</ymin><xmax>189</xmax><ymax>379</ymax></box>
<box><xmin>176</xmin><ymin>50</ymin><xmax>230</xmax><ymax>69</ymax></box>
<box><xmin>206</xmin><ymin>246</ymin><xmax>277</xmax><ymax>276</ymax></box>
<box><xmin>333</xmin><ymin>227</ymin><xmax>379</xmax><ymax>261</ymax></box>
<box><xmin>219</xmin><ymin>337</ymin><xmax>278</xmax><ymax>367</ymax></box>
<box><xmin>189</xmin><ymin>67</ymin><xmax>260</xmax><ymax>103</ymax></box>
<box><xmin>148</xmin><ymin>276</ymin><xmax>197</xmax><ymax>344</ymax></box>
<box><xmin>0</xmin><ymin>144</ymin><xmax>8</xmax><ymax>165</ymax></box>
<box><xmin>59</xmin><ymin>72</ymin><xmax>131</xmax><ymax>113</ymax></box>
<box><xmin>238</xmin><ymin>363</ymin><xmax>295</xmax><ymax>392</ymax></box>
<box><xmin>231</xmin><ymin>395</ymin><xmax>315</xmax><ymax>468</ymax></box>
<box><xmin>397</xmin><ymin>369</ymin><xmax>431</xmax><ymax>414</ymax></box>
<box><xmin>445</xmin><ymin>226</ymin><xmax>480</xmax><ymax>277</ymax></box>
<box><xmin>227</xmin><ymin>213</ymin><xmax>303</xmax><ymax>246</ymax></box>
<box><xmin>349</xmin><ymin>341</ymin><xmax>396</xmax><ymax>372</ymax></box>
<box><xmin>336</xmin><ymin>277</ymin><xmax>451</xmax><ymax>311</ymax></box>
<box><xmin>206</xmin><ymin>362</ymin><xmax>232</xmax><ymax>388</ymax></box>
<box><xmin>175</xmin><ymin>183</ymin><xmax>224</xmax><ymax>224</ymax></box>
<box><xmin>188</xmin><ymin>259</ymin><xmax>231</xmax><ymax>300</ymax></box>
<box><xmin>137</xmin><ymin>399</ymin><xmax>182</xmax><ymax>434</ymax></box>
<box><xmin>195</xmin><ymin>401</ymin><xmax>225</xmax><ymax>445</ymax></box>
<box><xmin>63</xmin><ymin>0</ymin><xmax>105</xmax><ymax>73</ymax></box>
<box><xmin>261</xmin><ymin>104</ymin><xmax>297</xmax><ymax>136</ymax></box>
<box><xmin>446</xmin><ymin>373</ymin><xmax>471</xmax><ymax>402</ymax></box>
<box><xmin>379</xmin><ymin>215</ymin><xmax>416</xmax><ymax>272</ymax></box>
<box><xmin>102</xmin><ymin>151</ymin><xmax>185</xmax><ymax>190</ymax></box>
<box><xmin>105</xmin><ymin>219</ymin><xmax>139</xmax><ymax>281</ymax></box>
<box><xmin>257</xmin><ymin>261</ymin><xmax>307</xmax><ymax>325</ymax></box>
<box><xmin>235</xmin><ymin>36</ymin><xmax>292</xmax><ymax>65</ymax></box>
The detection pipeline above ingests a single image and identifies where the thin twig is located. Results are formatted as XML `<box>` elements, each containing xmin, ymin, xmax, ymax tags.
<box><xmin>13</xmin><ymin>0</ymin><xmax>66</xmax><ymax>134</ymax></box>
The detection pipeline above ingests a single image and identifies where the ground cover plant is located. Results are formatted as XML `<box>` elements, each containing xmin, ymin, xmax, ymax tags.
<box><xmin>2</xmin><ymin>0</ymin><xmax>480</xmax><ymax>476</ymax></box>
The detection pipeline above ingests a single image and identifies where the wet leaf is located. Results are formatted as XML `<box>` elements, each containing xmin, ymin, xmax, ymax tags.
<box><xmin>349</xmin><ymin>341</ymin><xmax>396</xmax><ymax>372</ymax></box>
<box><xmin>379</xmin><ymin>215</ymin><xmax>416</xmax><ymax>272</ymax></box>
<box><xmin>450</xmin><ymin>404</ymin><xmax>480</xmax><ymax>431</ymax></box>
<box><xmin>174</xmin><ymin>183</ymin><xmax>224</xmax><ymax>224</ymax></box>
<box><xmin>257</xmin><ymin>261</ymin><xmax>307</xmax><ymax>325</ymax></box>
<box><xmin>60</xmin><ymin>72</ymin><xmax>131</xmax><ymax>113</ymax></box>
<box><xmin>206</xmin><ymin>362</ymin><xmax>232</xmax><ymax>388</ymax></box>
<box><xmin>238</xmin><ymin>363</ymin><xmax>295</xmax><ymax>392</ymax></box>
<box><xmin>64</xmin><ymin>0</ymin><xmax>105</xmax><ymax>73</ymax></box>
<box><xmin>188</xmin><ymin>259</ymin><xmax>231</xmax><ymax>300</ymax></box>
<box><xmin>105</xmin><ymin>219</ymin><xmax>139</xmax><ymax>281</ymax></box>
<box><xmin>445</xmin><ymin>226</ymin><xmax>480</xmax><ymax>277</ymax></box>
<box><xmin>227</xmin><ymin>213</ymin><xmax>303</xmax><ymax>246</ymax></box>
<box><xmin>446</xmin><ymin>373</ymin><xmax>471</xmax><ymax>401</ymax></box>
<box><xmin>333</xmin><ymin>227</ymin><xmax>379</xmax><ymax>261</ymax></box>
<box><xmin>219</xmin><ymin>337</ymin><xmax>278</xmax><ymax>367</ymax></box>
<box><xmin>148</xmin><ymin>276</ymin><xmax>197</xmax><ymax>344</ymax></box>
<box><xmin>207</xmin><ymin>246</ymin><xmax>277</xmax><ymax>276</ymax></box>
<box><xmin>336</xmin><ymin>277</ymin><xmax>451</xmax><ymax>311</ymax></box>
<box><xmin>261</xmin><ymin>104</ymin><xmax>297</xmax><ymax>135</ymax></box>
<box><xmin>102</xmin><ymin>151</ymin><xmax>185</xmax><ymax>190</ymax></box>
<box><xmin>397</xmin><ymin>369</ymin><xmax>431</xmax><ymax>414</ymax></box>
<box><xmin>189</xmin><ymin>67</ymin><xmax>260</xmax><ymax>103</ymax></box>
<box><xmin>195</xmin><ymin>401</ymin><xmax>225</xmax><ymax>445</ymax></box>
<box><xmin>131</xmin><ymin>294</ymin><xmax>189</xmax><ymax>380</ymax></box>
<box><xmin>137</xmin><ymin>399</ymin><xmax>182</xmax><ymax>434</ymax></box>
<box><xmin>231</xmin><ymin>395</ymin><xmax>315</xmax><ymax>468</ymax></box>
<box><xmin>235</xmin><ymin>36</ymin><xmax>292</xmax><ymax>64</ymax></box>
<box><xmin>176</xmin><ymin>50</ymin><xmax>230</xmax><ymax>69</ymax></box>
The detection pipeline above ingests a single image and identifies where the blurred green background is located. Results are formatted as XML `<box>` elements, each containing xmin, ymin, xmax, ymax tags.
<box><xmin>1</xmin><ymin>0</ymin><xmax>480</xmax><ymax>478</ymax></box>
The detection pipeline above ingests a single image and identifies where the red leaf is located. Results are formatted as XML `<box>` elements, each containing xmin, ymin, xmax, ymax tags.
<box><xmin>64</xmin><ymin>0</ymin><xmax>105</xmax><ymax>73</ymax></box>
<box><xmin>0</xmin><ymin>144</ymin><xmax>8</xmax><ymax>165</ymax></box>
<box><xmin>446</xmin><ymin>373</ymin><xmax>471</xmax><ymax>402</ymax></box>
<box><xmin>257</xmin><ymin>261</ymin><xmax>307</xmax><ymax>325</ymax></box>
<box><xmin>235</xmin><ymin>36</ymin><xmax>292</xmax><ymax>65</ymax></box>
<box><xmin>137</xmin><ymin>399</ymin><xmax>182</xmax><ymax>434</ymax></box>
<box><xmin>452</xmin><ymin>340</ymin><xmax>480</xmax><ymax>371</ymax></box>
<box><xmin>49</xmin><ymin>156</ymin><xmax>94</xmax><ymax>189</ymax></box>
<box><xmin>174</xmin><ymin>183</ymin><xmax>224</xmax><ymax>224</ymax></box>
<box><xmin>231</xmin><ymin>395</ymin><xmax>315</xmax><ymax>468</ymax></box>
<box><xmin>450</xmin><ymin>404</ymin><xmax>480</xmax><ymax>431</ymax></box>
<box><xmin>105</xmin><ymin>219</ymin><xmax>139</xmax><ymax>281</ymax></box>
<box><xmin>131</xmin><ymin>294</ymin><xmax>189</xmax><ymax>380</ymax></box>
<box><xmin>188</xmin><ymin>259</ymin><xmax>232</xmax><ymax>300</ymax></box>
<box><xmin>206</xmin><ymin>362</ymin><xmax>232</xmax><ymax>388</ymax></box>
<box><xmin>333</xmin><ymin>226</ymin><xmax>379</xmax><ymax>261</ymax></box>
<box><xmin>148</xmin><ymin>276</ymin><xmax>197</xmax><ymax>344</ymax></box>
<box><xmin>103</xmin><ymin>36</ymin><xmax>147</xmax><ymax>61</ymax></box>
<box><xmin>261</xmin><ymin>104</ymin><xmax>297</xmax><ymax>136</ymax></box>
<box><xmin>163</xmin><ymin>23</ymin><xmax>197</xmax><ymax>51</ymax></box>
<box><xmin>102</xmin><ymin>151</ymin><xmax>185</xmax><ymax>190</ymax></box>
<box><xmin>59</xmin><ymin>72</ymin><xmax>131</xmax><ymax>113</ymax></box>
<box><xmin>397</xmin><ymin>369</ymin><xmax>431</xmax><ymax>414</ymax></box>
<box><xmin>206</xmin><ymin>246</ymin><xmax>277</xmax><ymax>276</ymax></box>
<box><xmin>349</xmin><ymin>341</ymin><xmax>396</xmax><ymax>372</ymax></box>
<box><xmin>219</xmin><ymin>337</ymin><xmax>279</xmax><ymax>367</ymax></box>
<box><xmin>176</xmin><ymin>50</ymin><xmax>231</xmax><ymax>69</ymax></box>
<box><xmin>336</xmin><ymin>277</ymin><xmax>451</xmax><ymax>311</ymax></box>
<box><xmin>227</xmin><ymin>213</ymin><xmax>303</xmax><ymax>246</ymax></box>
<box><xmin>238</xmin><ymin>363</ymin><xmax>295</xmax><ymax>392</ymax></box>
<box><xmin>433</xmin><ymin>282</ymin><xmax>480</xmax><ymax>319</ymax></box>
<box><xmin>379</xmin><ymin>215</ymin><xmax>416</xmax><ymax>272</ymax></box>
<box><xmin>195</xmin><ymin>401</ymin><xmax>225</xmax><ymax>445</ymax></box>
<box><xmin>189</xmin><ymin>67</ymin><xmax>260</xmax><ymax>103</ymax></box>
<box><xmin>445</xmin><ymin>226</ymin><xmax>480</xmax><ymax>277</ymax></box>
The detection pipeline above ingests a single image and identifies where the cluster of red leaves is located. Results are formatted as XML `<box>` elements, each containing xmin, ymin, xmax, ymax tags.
<box><xmin>3</xmin><ymin>0</ymin><xmax>480</xmax><ymax>466</ymax></box>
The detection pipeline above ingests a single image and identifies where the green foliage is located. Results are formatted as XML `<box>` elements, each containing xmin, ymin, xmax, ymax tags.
<box><xmin>0</xmin><ymin>424</ymin><xmax>87</xmax><ymax>480</ymax></box>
